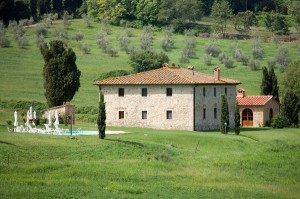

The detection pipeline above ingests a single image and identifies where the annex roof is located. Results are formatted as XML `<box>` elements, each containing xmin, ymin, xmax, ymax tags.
<box><xmin>94</xmin><ymin>66</ymin><xmax>240</xmax><ymax>85</ymax></box>
<box><xmin>237</xmin><ymin>95</ymin><xmax>274</xmax><ymax>106</ymax></box>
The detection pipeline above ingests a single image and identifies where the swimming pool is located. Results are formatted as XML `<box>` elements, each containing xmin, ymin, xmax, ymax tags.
<box><xmin>64</xmin><ymin>130</ymin><xmax>126</xmax><ymax>135</ymax></box>
<box><xmin>65</xmin><ymin>130</ymin><xmax>98</xmax><ymax>135</ymax></box>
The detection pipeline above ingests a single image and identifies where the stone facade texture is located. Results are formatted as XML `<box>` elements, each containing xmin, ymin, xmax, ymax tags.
<box><xmin>100</xmin><ymin>84</ymin><xmax>237</xmax><ymax>131</ymax></box>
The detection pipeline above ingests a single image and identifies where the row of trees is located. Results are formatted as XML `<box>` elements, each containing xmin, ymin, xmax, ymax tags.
<box><xmin>0</xmin><ymin>0</ymin><xmax>83</xmax><ymax>24</ymax></box>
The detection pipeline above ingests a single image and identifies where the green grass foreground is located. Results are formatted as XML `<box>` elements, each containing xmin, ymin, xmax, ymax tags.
<box><xmin>0</xmin><ymin>126</ymin><xmax>299</xmax><ymax>198</ymax></box>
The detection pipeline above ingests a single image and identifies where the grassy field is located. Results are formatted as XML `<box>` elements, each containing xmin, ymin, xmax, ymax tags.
<box><xmin>0</xmin><ymin>19</ymin><xmax>299</xmax><ymax>108</ymax></box>
<box><xmin>0</xmin><ymin>126</ymin><xmax>299</xmax><ymax>198</ymax></box>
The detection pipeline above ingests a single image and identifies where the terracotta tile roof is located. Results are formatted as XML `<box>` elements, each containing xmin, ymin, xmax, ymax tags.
<box><xmin>237</xmin><ymin>95</ymin><xmax>273</xmax><ymax>106</ymax></box>
<box><xmin>94</xmin><ymin>67</ymin><xmax>240</xmax><ymax>85</ymax></box>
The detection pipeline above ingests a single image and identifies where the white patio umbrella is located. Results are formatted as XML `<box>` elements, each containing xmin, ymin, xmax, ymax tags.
<box><xmin>14</xmin><ymin>111</ymin><xmax>18</xmax><ymax>127</ymax></box>
<box><xmin>48</xmin><ymin>111</ymin><xmax>52</xmax><ymax>127</ymax></box>
<box><xmin>32</xmin><ymin>110</ymin><xmax>37</xmax><ymax>126</ymax></box>
<box><xmin>25</xmin><ymin>111</ymin><xmax>30</xmax><ymax>126</ymax></box>
<box><xmin>29</xmin><ymin>106</ymin><xmax>33</xmax><ymax>120</ymax></box>
<box><xmin>54</xmin><ymin>110</ymin><xmax>59</xmax><ymax>126</ymax></box>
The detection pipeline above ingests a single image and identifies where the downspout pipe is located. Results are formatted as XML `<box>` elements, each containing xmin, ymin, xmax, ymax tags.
<box><xmin>193</xmin><ymin>85</ymin><xmax>199</xmax><ymax>131</ymax></box>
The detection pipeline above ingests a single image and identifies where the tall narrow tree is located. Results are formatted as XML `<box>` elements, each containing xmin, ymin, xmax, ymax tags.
<box><xmin>261</xmin><ymin>66</ymin><xmax>271</xmax><ymax>95</ymax></box>
<box><xmin>30</xmin><ymin>0</ymin><xmax>37</xmax><ymax>20</ymax></box>
<box><xmin>234</xmin><ymin>102</ymin><xmax>240</xmax><ymax>135</ymax></box>
<box><xmin>220</xmin><ymin>95</ymin><xmax>229</xmax><ymax>134</ymax></box>
<box><xmin>40</xmin><ymin>40</ymin><xmax>81</xmax><ymax>107</ymax></box>
<box><xmin>97</xmin><ymin>90</ymin><xmax>106</xmax><ymax>139</ymax></box>
<box><xmin>260</xmin><ymin>66</ymin><xmax>279</xmax><ymax>100</ymax></box>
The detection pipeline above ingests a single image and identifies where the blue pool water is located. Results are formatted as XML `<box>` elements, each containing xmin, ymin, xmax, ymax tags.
<box><xmin>65</xmin><ymin>130</ymin><xmax>98</xmax><ymax>135</ymax></box>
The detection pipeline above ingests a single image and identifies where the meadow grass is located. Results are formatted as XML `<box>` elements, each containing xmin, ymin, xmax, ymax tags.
<box><xmin>0</xmin><ymin>125</ymin><xmax>299</xmax><ymax>198</ymax></box>
<box><xmin>0</xmin><ymin>19</ymin><xmax>299</xmax><ymax>108</ymax></box>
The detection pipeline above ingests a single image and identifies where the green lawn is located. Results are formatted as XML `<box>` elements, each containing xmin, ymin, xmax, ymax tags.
<box><xmin>0</xmin><ymin>126</ymin><xmax>299</xmax><ymax>198</ymax></box>
<box><xmin>0</xmin><ymin>19</ymin><xmax>299</xmax><ymax>108</ymax></box>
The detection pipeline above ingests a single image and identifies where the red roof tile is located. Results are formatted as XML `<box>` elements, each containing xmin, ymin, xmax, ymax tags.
<box><xmin>237</xmin><ymin>95</ymin><xmax>273</xmax><ymax>106</ymax></box>
<box><xmin>94</xmin><ymin>67</ymin><xmax>240</xmax><ymax>85</ymax></box>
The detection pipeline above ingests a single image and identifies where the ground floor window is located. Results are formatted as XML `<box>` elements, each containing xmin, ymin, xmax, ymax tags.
<box><xmin>166</xmin><ymin>110</ymin><xmax>172</xmax><ymax>119</ymax></box>
<box><xmin>142</xmin><ymin>111</ymin><xmax>147</xmax><ymax>119</ymax></box>
<box><xmin>119</xmin><ymin>111</ymin><xmax>124</xmax><ymax>119</ymax></box>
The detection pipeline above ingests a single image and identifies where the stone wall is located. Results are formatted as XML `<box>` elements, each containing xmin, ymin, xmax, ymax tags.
<box><xmin>44</xmin><ymin>103</ymin><xmax>75</xmax><ymax>123</ymax></box>
<box><xmin>194</xmin><ymin>85</ymin><xmax>237</xmax><ymax>130</ymax></box>
<box><xmin>100</xmin><ymin>84</ymin><xmax>237</xmax><ymax>131</ymax></box>
<box><xmin>101</xmin><ymin>85</ymin><xmax>195</xmax><ymax>130</ymax></box>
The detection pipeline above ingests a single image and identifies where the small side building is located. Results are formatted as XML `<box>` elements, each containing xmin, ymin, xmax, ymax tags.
<box><xmin>237</xmin><ymin>88</ymin><xmax>280</xmax><ymax>127</ymax></box>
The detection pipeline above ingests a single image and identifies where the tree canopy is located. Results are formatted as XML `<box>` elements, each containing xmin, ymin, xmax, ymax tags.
<box><xmin>40</xmin><ymin>40</ymin><xmax>81</xmax><ymax>107</ymax></box>
<box><xmin>130</xmin><ymin>50</ymin><xmax>169</xmax><ymax>73</ymax></box>
<box><xmin>211</xmin><ymin>0</ymin><xmax>233</xmax><ymax>35</ymax></box>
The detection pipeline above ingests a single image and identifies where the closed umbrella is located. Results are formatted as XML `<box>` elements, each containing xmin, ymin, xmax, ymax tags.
<box><xmin>48</xmin><ymin>111</ymin><xmax>52</xmax><ymax>127</ymax></box>
<box><xmin>54</xmin><ymin>110</ymin><xmax>59</xmax><ymax>126</ymax></box>
<box><xmin>29</xmin><ymin>106</ymin><xmax>33</xmax><ymax>120</ymax></box>
<box><xmin>14</xmin><ymin>111</ymin><xmax>18</xmax><ymax>127</ymax></box>
<box><xmin>25</xmin><ymin>111</ymin><xmax>30</xmax><ymax>126</ymax></box>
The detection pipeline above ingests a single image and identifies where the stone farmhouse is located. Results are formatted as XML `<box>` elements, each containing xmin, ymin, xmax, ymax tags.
<box><xmin>94</xmin><ymin>64</ymin><xmax>240</xmax><ymax>131</ymax></box>
<box><xmin>237</xmin><ymin>88</ymin><xmax>280</xmax><ymax>127</ymax></box>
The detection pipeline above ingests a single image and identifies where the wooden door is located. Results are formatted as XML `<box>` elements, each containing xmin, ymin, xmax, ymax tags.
<box><xmin>242</xmin><ymin>108</ymin><xmax>253</xmax><ymax>126</ymax></box>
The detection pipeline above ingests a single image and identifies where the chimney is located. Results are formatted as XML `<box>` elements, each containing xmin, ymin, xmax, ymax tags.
<box><xmin>187</xmin><ymin>65</ymin><xmax>194</xmax><ymax>70</ymax></box>
<box><xmin>214</xmin><ymin>67</ymin><xmax>220</xmax><ymax>80</ymax></box>
<box><xmin>162</xmin><ymin>63</ymin><xmax>169</xmax><ymax>68</ymax></box>
<box><xmin>237</xmin><ymin>88</ymin><xmax>245</xmax><ymax>98</ymax></box>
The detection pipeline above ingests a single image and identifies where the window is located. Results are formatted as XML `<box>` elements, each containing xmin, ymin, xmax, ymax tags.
<box><xmin>118</xmin><ymin>88</ymin><xmax>124</xmax><ymax>97</ymax></box>
<box><xmin>166</xmin><ymin>88</ymin><xmax>172</xmax><ymax>96</ymax></box>
<box><xmin>214</xmin><ymin>88</ymin><xmax>216</xmax><ymax>97</ymax></box>
<box><xmin>203</xmin><ymin>87</ymin><xmax>206</xmax><ymax>96</ymax></box>
<box><xmin>142</xmin><ymin>88</ymin><xmax>147</xmax><ymax>96</ymax></box>
<box><xmin>203</xmin><ymin>108</ymin><xmax>206</xmax><ymax>119</ymax></box>
<box><xmin>214</xmin><ymin>108</ymin><xmax>217</xmax><ymax>119</ymax></box>
<box><xmin>166</xmin><ymin>110</ymin><xmax>172</xmax><ymax>119</ymax></box>
<box><xmin>225</xmin><ymin>87</ymin><xmax>227</xmax><ymax>96</ymax></box>
<box><xmin>142</xmin><ymin>111</ymin><xmax>147</xmax><ymax>119</ymax></box>
<box><xmin>119</xmin><ymin>111</ymin><xmax>124</xmax><ymax>119</ymax></box>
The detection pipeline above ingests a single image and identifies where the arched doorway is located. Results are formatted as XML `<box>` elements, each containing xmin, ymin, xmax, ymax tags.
<box><xmin>269</xmin><ymin>108</ymin><xmax>273</xmax><ymax>121</ymax></box>
<box><xmin>242</xmin><ymin>108</ymin><xmax>253</xmax><ymax>126</ymax></box>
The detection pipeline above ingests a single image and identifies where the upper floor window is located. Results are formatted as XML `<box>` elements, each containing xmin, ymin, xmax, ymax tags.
<box><xmin>166</xmin><ymin>88</ymin><xmax>172</xmax><ymax>96</ymax></box>
<box><xmin>142</xmin><ymin>88</ymin><xmax>147</xmax><ymax>97</ymax></box>
<box><xmin>142</xmin><ymin>111</ymin><xmax>147</xmax><ymax>119</ymax></box>
<box><xmin>118</xmin><ymin>88</ymin><xmax>124</xmax><ymax>97</ymax></box>
<box><xmin>214</xmin><ymin>87</ymin><xmax>216</xmax><ymax>97</ymax></box>
<box><xmin>166</xmin><ymin>110</ymin><xmax>172</xmax><ymax>119</ymax></box>
<box><xmin>203</xmin><ymin>108</ymin><xmax>206</xmax><ymax>119</ymax></box>
<box><xmin>225</xmin><ymin>87</ymin><xmax>227</xmax><ymax>96</ymax></box>
<box><xmin>203</xmin><ymin>87</ymin><xmax>206</xmax><ymax>96</ymax></box>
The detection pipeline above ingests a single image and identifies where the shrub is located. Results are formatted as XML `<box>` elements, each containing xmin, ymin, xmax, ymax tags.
<box><xmin>204</xmin><ymin>40</ymin><xmax>221</xmax><ymax>57</ymax></box>
<box><xmin>276</xmin><ymin>45</ymin><xmax>291</xmax><ymax>72</ymax></box>
<box><xmin>203</xmin><ymin>54</ymin><xmax>212</xmax><ymax>65</ymax></box>
<box><xmin>35</xmin><ymin>25</ymin><xmax>47</xmax><ymax>37</ymax></box>
<box><xmin>0</xmin><ymin>35</ymin><xmax>10</xmax><ymax>47</ymax></box>
<box><xmin>81</xmin><ymin>13</ymin><xmax>93</xmax><ymax>27</ymax></box>
<box><xmin>271</xmin><ymin>115</ymin><xmax>286</xmax><ymax>128</ymax></box>
<box><xmin>71</xmin><ymin>32</ymin><xmax>84</xmax><ymax>42</ymax></box>
<box><xmin>96</xmin><ymin>32</ymin><xmax>108</xmax><ymax>50</ymax></box>
<box><xmin>105</xmin><ymin>46</ymin><xmax>118</xmax><ymax>57</ymax></box>
<box><xmin>249</xmin><ymin>59</ymin><xmax>261</xmax><ymax>71</ymax></box>
<box><xmin>219</xmin><ymin>53</ymin><xmax>234</xmax><ymax>68</ymax></box>
<box><xmin>101</xmin><ymin>18</ymin><xmax>111</xmax><ymax>35</ymax></box>
<box><xmin>97</xmin><ymin>70</ymin><xmax>131</xmax><ymax>81</ymax></box>
<box><xmin>252</xmin><ymin>38</ymin><xmax>264</xmax><ymax>59</ymax></box>
<box><xmin>63</xmin><ymin>11</ymin><xmax>73</xmax><ymax>27</ymax></box>
<box><xmin>55</xmin><ymin>30</ymin><xmax>68</xmax><ymax>47</ymax></box>
<box><xmin>78</xmin><ymin>43</ymin><xmax>91</xmax><ymax>54</ymax></box>
<box><xmin>16</xmin><ymin>34</ymin><xmax>29</xmax><ymax>48</ymax></box>
<box><xmin>36</xmin><ymin>34</ymin><xmax>45</xmax><ymax>47</ymax></box>
<box><xmin>117</xmin><ymin>34</ymin><xmax>131</xmax><ymax>53</ymax></box>
<box><xmin>182</xmin><ymin>37</ymin><xmax>196</xmax><ymax>58</ymax></box>
<box><xmin>267</xmin><ymin>59</ymin><xmax>276</xmax><ymax>70</ymax></box>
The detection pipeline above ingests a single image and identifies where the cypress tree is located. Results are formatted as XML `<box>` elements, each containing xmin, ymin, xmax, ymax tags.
<box><xmin>52</xmin><ymin>0</ymin><xmax>63</xmax><ymax>15</ymax></box>
<box><xmin>234</xmin><ymin>102</ymin><xmax>240</xmax><ymax>135</ymax></box>
<box><xmin>269</xmin><ymin>67</ymin><xmax>279</xmax><ymax>101</ymax></box>
<box><xmin>220</xmin><ymin>95</ymin><xmax>229</xmax><ymax>134</ymax></box>
<box><xmin>282</xmin><ymin>90</ymin><xmax>299</xmax><ymax>127</ymax></box>
<box><xmin>30</xmin><ymin>0</ymin><xmax>37</xmax><ymax>20</ymax></box>
<box><xmin>97</xmin><ymin>90</ymin><xmax>106</xmax><ymax>139</ymax></box>
<box><xmin>40</xmin><ymin>40</ymin><xmax>81</xmax><ymax>107</ymax></box>
<box><xmin>260</xmin><ymin>66</ymin><xmax>271</xmax><ymax>95</ymax></box>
